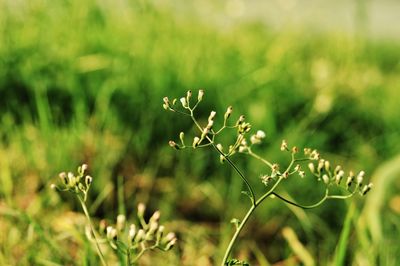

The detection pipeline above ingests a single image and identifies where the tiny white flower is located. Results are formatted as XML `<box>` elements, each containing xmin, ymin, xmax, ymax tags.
<box><xmin>256</xmin><ymin>130</ymin><xmax>266</xmax><ymax>139</ymax></box>
<box><xmin>198</xmin><ymin>90</ymin><xmax>204</xmax><ymax>101</ymax></box>
<box><xmin>180</xmin><ymin>97</ymin><xmax>188</xmax><ymax>108</ymax></box>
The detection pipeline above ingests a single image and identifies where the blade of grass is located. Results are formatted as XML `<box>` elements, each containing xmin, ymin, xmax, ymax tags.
<box><xmin>282</xmin><ymin>226</ymin><xmax>315</xmax><ymax>266</ymax></box>
<box><xmin>333</xmin><ymin>201</ymin><xmax>355</xmax><ymax>266</ymax></box>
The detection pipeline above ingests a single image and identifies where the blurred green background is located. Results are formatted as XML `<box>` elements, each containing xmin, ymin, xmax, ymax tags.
<box><xmin>0</xmin><ymin>0</ymin><xmax>399</xmax><ymax>265</ymax></box>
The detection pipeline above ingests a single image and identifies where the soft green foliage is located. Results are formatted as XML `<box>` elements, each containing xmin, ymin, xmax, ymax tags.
<box><xmin>0</xmin><ymin>0</ymin><xmax>399</xmax><ymax>265</ymax></box>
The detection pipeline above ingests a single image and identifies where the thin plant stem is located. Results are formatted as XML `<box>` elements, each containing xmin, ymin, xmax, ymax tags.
<box><xmin>221</xmin><ymin>204</ymin><xmax>256</xmax><ymax>266</ymax></box>
<box><xmin>78</xmin><ymin>195</ymin><xmax>108</xmax><ymax>266</ymax></box>
<box><xmin>247</xmin><ymin>148</ymin><xmax>273</xmax><ymax>169</ymax></box>
<box><xmin>211</xmin><ymin>141</ymin><xmax>256</xmax><ymax>204</ymax></box>
<box><xmin>131</xmin><ymin>245</ymin><xmax>146</xmax><ymax>264</ymax></box>
<box><xmin>189</xmin><ymin>110</ymin><xmax>256</xmax><ymax>204</ymax></box>
<box><xmin>221</xmin><ymin>177</ymin><xmax>284</xmax><ymax>265</ymax></box>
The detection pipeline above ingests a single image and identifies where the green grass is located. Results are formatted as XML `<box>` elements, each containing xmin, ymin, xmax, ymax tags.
<box><xmin>0</xmin><ymin>0</ymin><xmax>399</xmax><ymax>265</ymax></box>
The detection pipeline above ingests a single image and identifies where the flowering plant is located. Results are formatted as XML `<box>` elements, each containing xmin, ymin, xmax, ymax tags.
<box><xmin>164</xmin><ymin>90</ymin><xmax>372</xmax><ymax>265</ymax></box>
<box><xmin>52</xmin><ymin>164</ymin><xmax>176</xmax><ymax>265</ymax></box>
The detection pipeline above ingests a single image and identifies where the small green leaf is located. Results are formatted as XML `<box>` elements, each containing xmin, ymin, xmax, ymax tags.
<box><xmin>241</xmin><ymin>190</ymin><xmax>253</xmax><ymax>202</ymax></box>
<box><xmin>230</xmin><ymin>218</ymin><xmax>240</xmax><ymax>229</ymax></box>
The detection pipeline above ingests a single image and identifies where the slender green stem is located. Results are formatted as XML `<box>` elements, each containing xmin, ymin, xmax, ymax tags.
<box><xmin>211</xmin><ymin>141</ymin><xmax>256</xmax><ymax>204</ymax></box>
<box><xmin>221</xmin><ymin>204</ymin><xmax>256</xmax><ymax>266</ymax></box>
<box><xmin>247</xmin><ymin>149</ymin><xmax>273</xmax><ymax>169</ymax></box>
<box><xmin>131</xmin><ymin>244</ymin><xmax>147</xmax><ymax>264</ymax></box>
<box><xmin>78</xmin><ymin>195</ymin><xmax>107</xmax><ymax>266</ymax></box>
<box><xmin>270</xmin><ymin>190</ymin><xmax>356</xmax><ymax>209</ymax></box>
<box><xmin>189</xmin><ymin>110</ymin><xmax>256</xmax><ymax>204</ymax></box>
<box><xmin>221</xmin><ymin>177</ymin><xmax>284</xmax><ymax>265</ymax></box>
<box><xmin>271</xmin><ymin>190</ymin><xmax>328</xmax><ymax>209</ymax></box>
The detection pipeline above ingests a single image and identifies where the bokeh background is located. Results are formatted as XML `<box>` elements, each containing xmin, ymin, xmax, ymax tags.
<box><xmin>0</xmin><ymin>0</ymin><xmax>399</xmax><ymax>265</ymax></box>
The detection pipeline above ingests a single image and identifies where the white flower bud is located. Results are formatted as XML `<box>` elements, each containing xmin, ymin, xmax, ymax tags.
<box><xmin>67</xmin><ymin>172</ymin><xmax>76</xmax><ymax>186</ymax></box>
<box><xmin>137</xmin><ymin>203</ymin><xmax>146</xmax><ymax>218</ymax></box>
<box><xmin>362</xmin><ymin>183</ymin><xmax>373</xmax><ymax>195</ymax></box>
<box><xmin>335</xmin><ymin>170</ymin><xmax>344</xmax><ymax>184</ymax></box>
<box><xmin>334</xmin><ymin>165</ymin><xmax>342</xmax><ymax>175</ymax></box>
<box><xmin>164</xmin><ymin>232</ymin><xmax>176</xmax><ymax>242</ymax></box>
<box><xmin>165</xmin><ymin>238</ymin><xmax>177</xmax><ymax>250</ymax></box>
<box><xmin>149</xmin><ymin>221</ymin><xmax>158</xmax><ymax>234</ymax></box>
<box><xmin>250</xmin><ymin>135</ymin><xmax>261</xmax><ymax>145</ymax></box>
<box><xmin>169</xmin><ymin>140</ymin><xmax>180</xmax><ymax>150</ymax></box>
<box><xmin>85</xmin><ymin>175</ymin><xmax>92</xmax><ymax>187</ymax></box>
<box><xmin>310</xmin><ymin>150</ymin><xmax>320</xmax><ymax>160</ymax></box>
<box><xmin>59</xmin><ymin>172</ymin><xmax>68</xmax><ymax>185</ymax></box>
<box><xmin>237</xmin><ymin>115</ymin><xmax>245</xmax><ymax>125</ymax></box>
<box><xmin>241</xmin><ymin>138</ymin><xmax>247</xmax><ymax>146</ymax></box>
<box><xmin>282</xmin><ymin>171</ymin><xmax>289</xmax><ymax>178</ymax></box>
<box><xmin>206</xmin><ymin>119</ymin><xmax>214</xmax><ymax>129</ymax></box>
<box><xmin>356</xmin><ymin>171</ymin><xmax>365</xmax><ymax>187</ymax></box>
<box><xmin>299</xmin><ymin>171</ymin><xmax>305</xmax><ymax>178</ymax></box>
<box><xmin>163</xmin><ymin>97</ymin><xmax>169</xmax><ymax>105</ymax></box>
<box><xmin>186</xmin><ymin>90</ymin><xmax>192</xmax><ymax>100</ymax></box>
<box><xmin>308</xmin><ymin>163</ymin><xmax>315</xmax><ymax>173</ymax></box>
<box><xmin>158</xmin><ymin>225</ymin><xmax>165</xmax><ymax>235</ymax></box>
<box><xmin>197</xmin><ymin>90</ymin><xmax>204</xmax><ymax>102</ymax></box>
<box><xmin>150</xmin><ymin>210</ymin><xmax>161</xmax><ymax>222</ymax></box>
<box><xmin>291</xmin><ymin>146</ymin><xmax>298</xmax><ymax>154</ymax></box>
<box><xmin>180</xmin><ymin>97</ymin><xmax>188</xmax><ymax>108</ymax></box>
<box><xmin>322</xmin><ymin>174</ymin><xmax>330</xmax><ymax>184</ymax></box>
<box><xmin>81</xmin><ymin>164</ymin><xmax>88</xmax><ymax>171</ymax></box>
<box><xmin>324</xmin><ymin>161</ymin><xmax>330</xmax><ymax>172</ymax></box>
<box><xmin>256</xmin><ymin>130</ymin><xmax>266</xmax><ymax>139</ymax></box>
<box><xmin>192</xmin><ymin>137</ymin><xmax>200</xmax><ymax>148</ymax></box>
<box><xmin>135</xmin><ymin>229</ymin><xmax>145</xmax><ymax>242</ymax></box>
<box><xmin>280</xmin><ymin>140</ymin><xmax>288</xmax><ymax>151</ymax></box>
<box><xmin>106</xmin><ymin>226</ymin><xmax>117</xmax><ymax>240</ymax></box>
<box><xmin>317</xmin><ymin>159</ymin><xmax>325</xmax><ymax>173</ymax></box>
<box><xmin>129</xmin><ymin>224</ymin><xmax>136</xmax><ymax>241</ymax></box>
<box><xmin>116</xmin><ymin>214</ymin><xmax>126</xmax><ymax>231</ymax></box>
<box><xmin>208</xmin><ymin>111</ymin><xmax>216</xmax><ymax>122</ymax></box>
<box><xmin>224</xmin><ymin>106</ymin><xmax>233</xmax><ymax>120</ymax></box>
<box><xmin>260</xmin><ymin>175</ymin><xmax>272</xmax><ymax>185</ymax></box>
<box><xmin>216</xmin><ymin>143</ymin><xmax>223</xmax><ymax>151</ymax></box>
<box><xmin>346</xmin><ymin>171</ymin><xmax>355</xmax><ymax>189</ymax></box>
<box><xmin>67</xmin><ymin>172</ymin><xmax>74</xmax><ymax>180</ymax></box>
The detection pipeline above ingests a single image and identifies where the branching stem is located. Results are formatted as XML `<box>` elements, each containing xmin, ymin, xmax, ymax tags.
<box><xmin>78</xmin><ymin>195</ymin><xmax>107</xmax><ymax>266</ymax></box>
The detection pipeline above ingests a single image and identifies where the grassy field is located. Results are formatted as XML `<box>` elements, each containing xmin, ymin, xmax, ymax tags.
<box><xmin>0</xmin><ymin>0</ymin><xmax>399</xmax><ymax>265</ymax></box>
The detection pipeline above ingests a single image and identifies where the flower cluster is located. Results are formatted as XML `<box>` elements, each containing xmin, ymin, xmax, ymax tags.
<box><xmin>164</xmin><ymin>90</ymin><xmax>373</xmax><ymax>265</ymax></box>
<box><xmin>52</xmin><ymin>165</ymin><xmax>177</xmax><ymax>265</ymax></box>
<box><xmin>163</xmin><ymin>90</ymin><xmax>373</xmax><ymax>198</ymax></box>
<box><xmin>307</xmin><ymin>157</ymin><xmax>373</xmax><ymax>195</ymax></box>
<box><xmin>51</xmin><ymin>164</ymin><xmax>92</xmax><ymax>201</ymax></box>
<box><xmin>98</xmin><ymin>203</ymin><xmax>177</xmax><ymax>263</ymax></box>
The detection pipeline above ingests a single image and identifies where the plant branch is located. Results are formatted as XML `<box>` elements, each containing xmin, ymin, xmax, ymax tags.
<box><xmin>189</xmin><ymin>110</ymin><xmax>256</xmax><ymax>204</ymax></box>
<box><xmin>78</xmin><ymin>195</ymin><xmax>108</xmax><ymax>266</ymax></box>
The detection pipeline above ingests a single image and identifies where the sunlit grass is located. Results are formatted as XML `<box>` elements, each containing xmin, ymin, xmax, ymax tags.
<box><xmin>0</xmin><ymin>0</ymin><xmax>399</xmax><ymax>265</ymax></box>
